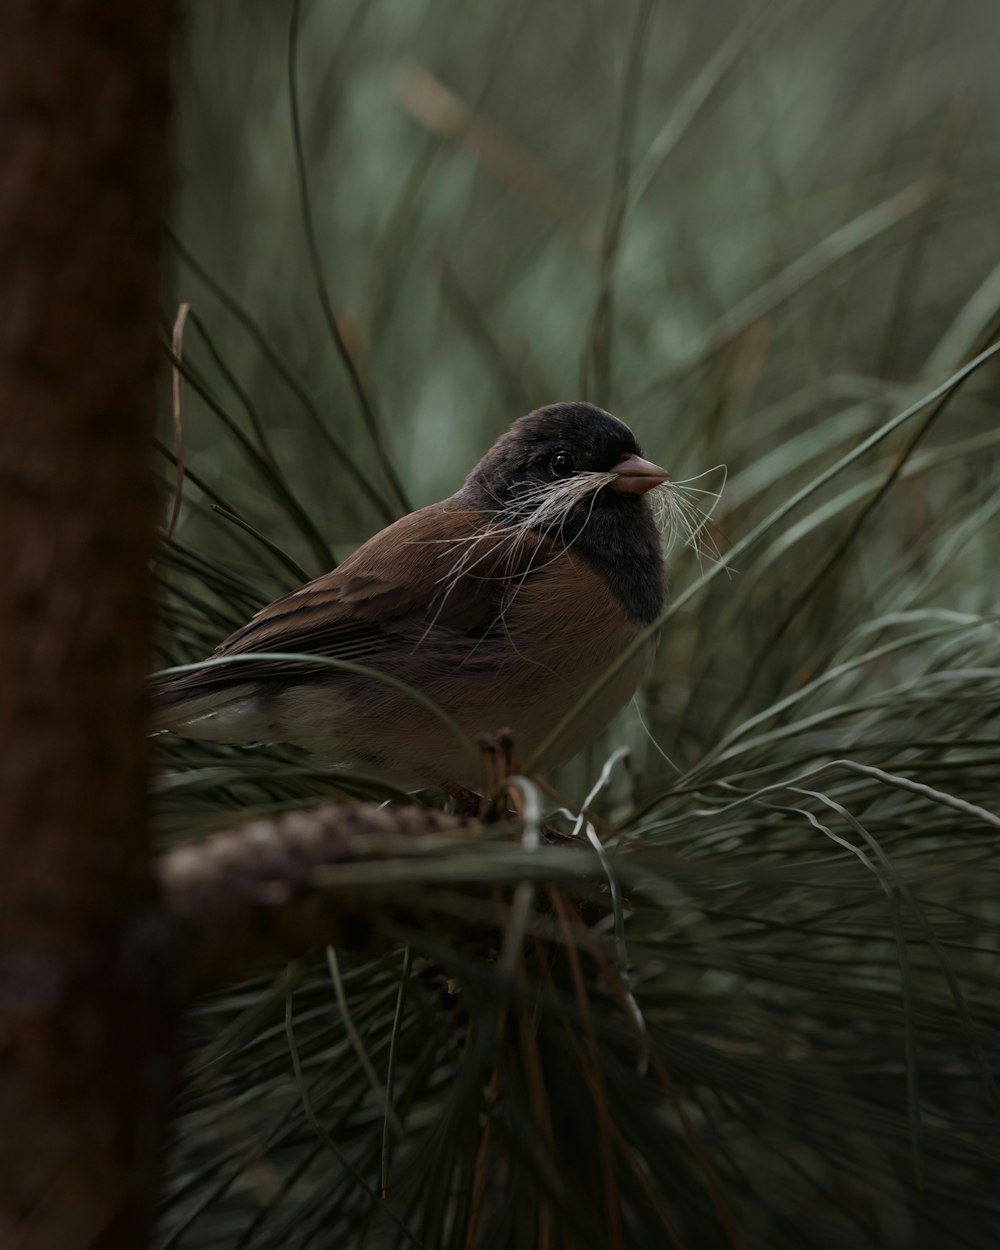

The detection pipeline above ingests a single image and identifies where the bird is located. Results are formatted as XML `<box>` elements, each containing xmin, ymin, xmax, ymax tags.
<box><xmin>153</xmin><ymin>401</ymin><xmax>668</xmax><ymax>793</ymax></box>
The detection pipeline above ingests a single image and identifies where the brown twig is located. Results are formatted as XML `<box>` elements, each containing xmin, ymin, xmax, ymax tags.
<box><xmin>464</xmin><ymin>1007</ymin><xmax>509</xmax><ymax>1250</ymax></box>
<box><xmin>550</xmin><ymin>889</ymin><xmax>625</xmax><ymax>1250</ymax></box>
<box><xmin>563</xmin><ymin>897</ymin><xmax>748</xmax><ymax>1250</ymax></box>
<box><xmin>532</xmin><ymin>938</ymin><xmax>687</xmax><ymax>1250</ymax></box>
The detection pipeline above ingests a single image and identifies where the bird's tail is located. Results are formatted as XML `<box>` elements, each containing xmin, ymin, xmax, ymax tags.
<box><xmin>149</xmin><ymin>670</ymin><xmax>257</xmax><ymax>741</ymax></box>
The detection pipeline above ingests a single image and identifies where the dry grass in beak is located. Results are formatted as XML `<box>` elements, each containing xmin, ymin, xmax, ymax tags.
<box><xmin>429</xmin><ymin>466</ymin><xmax>730</xmax><ymax>614</ymax></box>
<box><xmin>405</xmin><ymin>472</ymin><xmax>619</xmax><ymax>634</ymax></box>
<box><xmin>648</xmin><ymin>465</ymin><xmax>729</xmax><ymax>570</ymax></box>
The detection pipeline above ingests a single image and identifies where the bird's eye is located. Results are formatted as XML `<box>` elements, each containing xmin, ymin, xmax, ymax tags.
<box><xmin>550</xmin><ymin>450</ymin><xmax>576</xmax><ymax>476</ymax></box>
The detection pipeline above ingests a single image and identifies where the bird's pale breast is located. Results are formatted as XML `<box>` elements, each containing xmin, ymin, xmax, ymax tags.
<box><xmin>263</xmin><ymin>549</ymin><xmax>651</xmax><ymax>788</ymax></box>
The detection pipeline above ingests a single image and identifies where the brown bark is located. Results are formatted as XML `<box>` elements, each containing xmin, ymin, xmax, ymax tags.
<box><xmin>0</xmin><ymin>4</ymin><xmax>172</xmax><ymax>1248</ymax></box>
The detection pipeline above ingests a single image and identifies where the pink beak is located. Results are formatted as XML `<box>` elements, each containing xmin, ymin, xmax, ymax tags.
<box><xmin>611</xmin><ymin>453</ymin><xmax>669</xmax><ymax>495</ymax></box>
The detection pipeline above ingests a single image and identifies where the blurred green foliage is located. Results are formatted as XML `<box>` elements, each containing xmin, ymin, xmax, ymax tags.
<box><xmin>170</xmin><ymin>0</ymin><xmax>998</xmax><ymax>494</ymax></box>
<box><xmin>157</xmin><ymin>2</ymin><xmax>1000</xmax><ymax>1247</ymax></box>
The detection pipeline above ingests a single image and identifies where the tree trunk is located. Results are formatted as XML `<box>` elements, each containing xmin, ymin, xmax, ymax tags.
<box><xmin>0</xmin><ymin>4</ymin><xmax>172</xmax><ymax>1248</ymax></box>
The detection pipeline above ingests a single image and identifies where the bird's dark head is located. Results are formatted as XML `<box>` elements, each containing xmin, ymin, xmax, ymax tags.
<box><xmin>461</xmin><ymin>401</ymin><xmax>668</xmax><ymax>514</ymax></box>
<box><xmin>458</xmin><ymin>402</ymin><xmax>668</xmax><ymax>622</ymax></box>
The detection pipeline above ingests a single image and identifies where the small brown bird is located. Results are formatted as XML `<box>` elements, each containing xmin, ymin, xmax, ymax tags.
<box><xmin>154</xmin><ymin>402</ymin><xmax>667</xmax><ymax>790</ymax></box>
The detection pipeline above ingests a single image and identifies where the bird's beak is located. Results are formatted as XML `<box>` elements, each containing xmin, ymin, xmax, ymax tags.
<box><xmin>610</xmin><ymin>454</ymin><xmax>669</xmax><ymax>495</ymax></box>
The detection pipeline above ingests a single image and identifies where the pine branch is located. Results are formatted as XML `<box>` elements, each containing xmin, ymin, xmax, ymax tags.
<box><xmin>159</xmin><ymin>803</ymin><xmax>484</xmax><ymax>991</ymax></box>
<box><xmin>156</xmin><ymin>795</ymin><xmax>614</xmax><ymax>996</ymax></box>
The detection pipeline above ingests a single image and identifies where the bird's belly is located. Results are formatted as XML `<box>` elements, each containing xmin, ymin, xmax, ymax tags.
<box><xmin>513</xmin><ymin>637</ymin><xmax>653</xmax><ymax>771</ymax></box>
<box><xmin>481</xmin><ymin>573</ymin><xmax>655</xmax><ymax>775</ymax></box>
<box><xmin>267</xmin><ymin>621</ymin><xmax>653</xmax><ymax>790</ymax></box>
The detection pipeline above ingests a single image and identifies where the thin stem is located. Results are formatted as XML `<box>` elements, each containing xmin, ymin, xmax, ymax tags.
<box><xmin>579</xmin><ymin>0</ymin><xmax>656</xmax><ymax>408</ymax></box>
<box><xmin>288</xmin><ymin>0</ymin><xmax>411</xmax><ymax>514</ymax></box>
<box><xmin>167</xmin><ymin>228</ymin><xmax>396</xmax><ymax>525</ymax></box>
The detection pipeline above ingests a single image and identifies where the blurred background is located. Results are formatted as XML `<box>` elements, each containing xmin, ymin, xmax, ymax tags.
<box><xmin>157</xmin><ymin>2</ymin><xmax>1000</xmax><ymax>1246</ymax></box>
<box><xmin>170</xmin><ymin>0</ymin><xmax>1000</xmax><ymax>493</ymax></box>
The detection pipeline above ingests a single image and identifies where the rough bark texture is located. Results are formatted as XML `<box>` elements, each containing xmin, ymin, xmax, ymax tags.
<box><xmin>0</xmin><ymin>4</ymin><xmax>172</xmax><ymax>1248</ymax></box>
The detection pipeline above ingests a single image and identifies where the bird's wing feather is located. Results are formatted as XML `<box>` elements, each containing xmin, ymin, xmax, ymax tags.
<box><xmin>154</xmin><ymin>501</ymin><xmax>539</xmax><ymax>709</ymax></box>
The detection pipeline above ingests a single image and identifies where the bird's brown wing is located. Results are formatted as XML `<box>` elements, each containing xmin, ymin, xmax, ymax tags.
<box><xmin>153</xmin><ymin>501</ymin><xmax>535</xmax><ymax>711</ymax></box>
